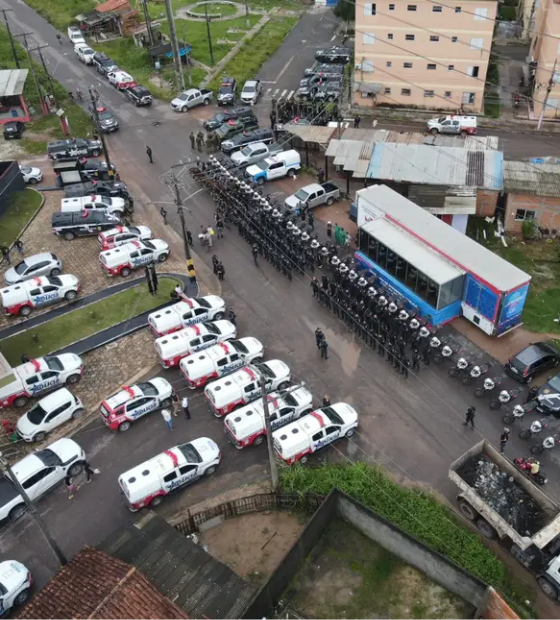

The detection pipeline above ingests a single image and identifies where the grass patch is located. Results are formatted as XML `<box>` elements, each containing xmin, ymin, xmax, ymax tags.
<box><xmin>0</xmin><ymin>277</ymin><xmax>180</xmax><ymax>365</ymax></box>
<box><xmin>207</xmin><ymin>15</ymin><xmax>299</xmax><ymax>90</ymax></box>
<box><xmin>0</xmin><ymin>190</ymin><xmax>43</xmax><ymax>248</ymax></box>
<box><xmin>484</xmin><ymin>102</ymin><xmax>501</xmax><ymax>118</ymax></box>
<box><xmin>20</xmin><ymin>0</ymin><xmax>96</xmax><ymax>32</ymax></box>
<box><xmin>145</xmin><ymin>0</ymin><xmax>299</xmax><ymax>20</ymax></box>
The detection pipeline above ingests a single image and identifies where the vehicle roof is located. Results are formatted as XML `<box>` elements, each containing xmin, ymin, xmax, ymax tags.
<box><xmin>515</xmin><ymin>342</ymin><xmax>559</xmax><ymax>364</ymax></box>
<box><xmin>105</xmin><ymin>384</ymin><xmax>144</xmax><ymax>409</ymax></box>
<box><xmin>243</xmin><ymin>80</ymin><xmax>258</xmax><ymax>87</ymax></box>
<box><xmin>207</xmin><ymin>365</ymin><xmax>257</xmax><ymax>391</ymax></box>
<box><xmin>33</xmin><ymin>388</ymin><xmax>74</xmax><ymax>412</ymax></box>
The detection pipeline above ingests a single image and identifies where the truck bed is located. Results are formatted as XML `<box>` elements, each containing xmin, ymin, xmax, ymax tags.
<box><xmin>322</xmin><ymin>182</ymin><xmax>340</xmax><ymax>194</ymax></box>
<box><xmin>449</xmin><ymin>440</ymin><xmax>560</xmax><ymax>550</ymax></box>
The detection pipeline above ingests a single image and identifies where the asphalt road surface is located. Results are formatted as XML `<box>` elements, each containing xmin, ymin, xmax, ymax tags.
<box><xmin>5</xmin><ymin>0</ymin><xmax>560</xmax><ymax>595</ymax></box>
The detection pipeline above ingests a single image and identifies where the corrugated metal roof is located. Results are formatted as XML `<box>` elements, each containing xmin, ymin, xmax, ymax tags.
<box><xmin>503</xmin><ymin>161</ymin><xmax>560</xmax><ymax>197</ymax></box>
<box><xmin>367</xmin><ymin>143</ymin><xmax>503</xmax><ymax>190</ymax></box>
<box><xmin>0</xmin><ymin>70</ymin><xmax>29</xmax><ymax>97</ymax></box>
<box><xmin>362</xmin><ymin>217</ymin><xmax>464</xmax><ymax>285</ymax></box>
<box><xmin>281</xmin><ymin>124</ymin><xmax>335</xmax><ymax>144</ymax></box>
<box><xmin>357</xmin><ymin>185</ymin><xmax>530</xmax><ymax>291</ymax></box>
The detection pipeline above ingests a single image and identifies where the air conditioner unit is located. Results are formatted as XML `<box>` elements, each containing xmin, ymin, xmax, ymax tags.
<box><xmin>355</xmin><ymin>62</ymin><xmax>362</xmax><ymax>69</ymax></box>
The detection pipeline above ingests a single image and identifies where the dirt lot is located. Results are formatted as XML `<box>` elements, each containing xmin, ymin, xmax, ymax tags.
<box><xmin>282</xmin><ymin>519</ymin><xmax>474</xmax><ymax>619</ymax></box>
<box><xmin>200</xmin><ymin>511</ymin><xmax>306</xmax><ymax>585</ymax></box>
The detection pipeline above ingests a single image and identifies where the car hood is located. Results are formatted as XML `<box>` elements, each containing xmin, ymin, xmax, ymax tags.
<box><xmin>284</xmin><ymin>195</ymin><xmax>300</xmax><ymax>209</ymax></box>
<box><xmin>190</xmin><ymin>436</ymin><xmax>220</xmax><ymax>463</ymax></box>
<box><xmin>263</xmin><ymin>359</ymin><xmax>290</xmax><ymax>379</ymax></box>
<box><xmin>213</xmin><ymin>319</ymin><xmax>237</xmax><ymax>337</ymax></box>
<box><xmin>0</xmin><ymin>561</ymin><xmax>29</xmax><ymax>592</ymax></box>
<box><xmin>4</xmin><ymin>268</ymin><xmax>22</xmax><ymax>284</ymax></box>
<box><xmin>50</xmin><ymin>437</ymin><xmax>83</xmax><ymax>463</ymax></box>
<box><xmin>56</xmin><ymin>353</ymin><xmax>84</xmax><ymax>372</ymax></box>
<box><xmin>204</xmin><ymin>295</ymin><xmax>225</xmax><ymax>309</ymax></box>
<box><xmin>16</xmin><ymin>413</ymin><xmax>40</xmax><ymax>437</ymax></box>
<box><xmin>230</xmin><ymin>151</ymin><xmax>246</xmax><ymax>164</ymax></box>
<box><xmin>148</xmin><ymin>376</ymin><xmax>172</xmax><ymax>396</ymax></box>
<box><xmin>332</xmin><ymin>402</ymin><xmax>359</xmax><ymax>425</ymax></box>
<box><xmin>171</xmin><ymin>97</ymin><xmax>186</xmax><ymax>107</ymax></box>
<box><xmin>238</xmin><ymin>337</ymin><xmax>264</xmax><ymax>357</ymax></box>
<box><xmin>59</xmin><ymin>274</ymin><xmax>80</xmax><ymax>287</ymax></box>
<box><xmin>246</xmin><ymin>164</ymin><xmax>261</xmax><ymax>176</ymax></box>
<box><xmin>427</xmin><ymin>118</ymin><xmax>440</xmax><ymax>126</ymax></box>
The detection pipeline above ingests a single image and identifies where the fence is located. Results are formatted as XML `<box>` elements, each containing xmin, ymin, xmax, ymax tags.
<box><xmin>0</xmin><ymin>162</ymin><xmax>25</xmax><ymax>215</ymax></box>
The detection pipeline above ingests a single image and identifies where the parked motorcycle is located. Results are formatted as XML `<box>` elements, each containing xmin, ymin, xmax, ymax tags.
<box><xmin>519</xmin><ymin>419</ymin><xmax>550</xmax><ymax>440</ymax></box>
<box><xmin>531</xmin><ymin>433</ymin><xmax>560</xmax><ymax>455</ymax></box>
<box><xmin>462</xmin><ymin>361</ymin><xmax>492</xmax><ymax>386</ymax></box>
<box><xmin>502</xmin><ymin>401</ymin><xmax>538</xmax><ymax>424</ymax></box>
<box><xmin>489</xmin><ymin>387</ymin><xmax>522</xmax><ymax>410</ymax></box>
<box><xmin>448</xmin><ymin>357</ymin><xmax>470</xmax><ymax>378</ymax></box>
<box><xmin>474</xmin><ymin>374</ymin><xmax>505</xmax><ymax>398</ymax></box>
<box><xmin>513</xmin><ymin>456</ymin><xmax>547</xmax><ymax>486</ymax></box>
<box><xmin>434</xmin><ymin>341</ymin><xmax>460</xmax><ymax>365</ymax></box>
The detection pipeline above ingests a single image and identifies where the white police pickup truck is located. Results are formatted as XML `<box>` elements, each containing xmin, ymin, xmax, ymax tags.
<box><xmin>246</xmin><ymin>150</ymin><xmax>301</xmax><ymax>185</ymax></box>
<box><xmin>97</xmin><ymin>225</ymin><xmax>153</xmax><ymax>250</ymax></box>
<box><xmin>154</xmin><ymin>320</ymin><xmax>237</xmax><ymax>368</ymax></box>
<box><xmin>272</xmin><ymin>403</ymin><xmax>358</xmax><ymax>465</ymax></box>
<box><xmin>99</xmin><ymin>239</ymin><xmax>169</xmax><ymax>277</ymax></box>
<box><xmin>118</xmin><ymin>438</ymin><xmax>221</xmax><ymax>511</ymax></box>
<box><xmin>148</xmin><ymin>296</ymin><xmax>226</xmax><ymax>336</ymax></box>
<box><xmin>60</xmin><ymin>195</ymin><xmax>126</xmax><ymax>218</ymax></box>
<box><xmin>0</xmin><ymin>561</ymin><xmax>33</xmax><ymax>614</ymax></box>
<box><xmin>0</xmin><ymin>275</ymin><xmax>80</xmax><ymax>317</ymax></box>
<box><xmin>180</xmin><ymin>338</ymin><xmax>264</xmax><ymax>389</ymax></box>
<box><xmin>224</xmin><ymin>385</ymin><xmax>313</xmax><ymax>449</ymax></box>
<box><xmin>204</xmin><ymin>360</ymin><xmax>291</xmax><ymax>417</ymax></box>
<box><xmin>0</xmin><ymin>355</ymin><xmax>84</xmax><ymax>409</ymax></box>
<box><xmin>100</xmin><ymin>378</ymin><xmax>174</xmax><ymax>432</ymax></box>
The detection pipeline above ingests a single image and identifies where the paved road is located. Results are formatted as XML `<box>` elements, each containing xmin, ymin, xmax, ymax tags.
<box><xmin>5</xmin><ymin>0</ymin><xmax>560</xmax><ymax>598</ymax></box>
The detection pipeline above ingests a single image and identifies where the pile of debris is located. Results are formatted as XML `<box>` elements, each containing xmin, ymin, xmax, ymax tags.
<box><xmin>457</xmin><ymin>455</ymin><xmax>547</xmax><ymax>536</ymax></box>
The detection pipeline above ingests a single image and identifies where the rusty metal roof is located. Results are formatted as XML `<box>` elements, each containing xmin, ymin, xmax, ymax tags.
<box><xmin>503</xmin><ymin>160</ymin><xmax>560</xmax><ymax>197</ymax></box>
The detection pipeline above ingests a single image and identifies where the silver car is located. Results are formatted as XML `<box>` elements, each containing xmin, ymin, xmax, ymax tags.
<box><xmin>5</xmin><ymin>253</ymin><xmax>62</xmax><ymax>285</ymax></box>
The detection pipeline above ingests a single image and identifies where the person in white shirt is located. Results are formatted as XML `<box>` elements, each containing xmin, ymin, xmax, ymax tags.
<box><xmin>182</xmin><ymin>396</ymin><xmax>191</xmax><ymax>419</ymax></box>
<box><xmin>161</xmin><ymin>408</ymin><xmax>173</xmax><ymax>430</ymax></box>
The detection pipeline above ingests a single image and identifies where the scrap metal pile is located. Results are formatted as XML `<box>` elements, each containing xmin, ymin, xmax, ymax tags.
<box><xmin>457</xmin><ymin>454</ymin><xmax>547</xmax><ymax>536</ymax></box>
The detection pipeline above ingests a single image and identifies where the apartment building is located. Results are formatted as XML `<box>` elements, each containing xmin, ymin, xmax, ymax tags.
<box><xmin>354</xmin><ymin>0</ymin><xmax>498</xmax><ymax>112</ymax></box>
<box><xmin>530</xmin><ymin>0</ymin><xmax>560</xmax><ymax>118</ymax></box>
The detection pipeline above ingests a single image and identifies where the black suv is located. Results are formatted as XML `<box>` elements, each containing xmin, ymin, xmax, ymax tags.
<box><xmin>505</xmin><ymin>342</ymin><xmax>560</xmax><ymax>383</ymax></box>
<box><xmin>221</xmin><ymin>128</ymin><xmax>274</xmax><ymax>154</ymax></box>
<box><xmin>304</xmin><ymin>63</ymin><xmax>344</xmax><ymax>77</ymax></box>
<box><xmin>47</xmin><ymin>138</ymin><xmax>103</xmax><ymax>161</ymax></box>
<box><xmin>93</xmin><ymin>53</ymin><xmax>118</xmax><ymax>75</ymax></box>
<box><xmin>3</xmin><ymin>121</ymin><xmax>25</xmax><ymax>140</ymax></box>
<box><xmin>204</xmin><ymin>107</ymin><xmax>254</xmax><ymax>131</ymax></box>
<box><xmin>64</xmin><ymin>180</ymin><xmax>131</xmax><ymax>203</ymax></box>
<box><xmin>89</xmin><ymin>106</ymin><xmax>119</xmax><ymax>133</ymax></box>
<box><xmin>125</xmin><ymin>85</ymin><xmax>153</xmax><ymax>106</ymax></box>
<box><xmin>313</xmin><ymin>82</ymin><xmax>342</xmax><ymax>102</ymax></box>
<box><xmin>315</xmin><ymin>47</ymin><xmax>351</xmax><ymax>64</ymax></box>
<box><xmin>217</xmin><ymin>77</ymin><xmax>237</xmax><ymax>106</ymax></box>
<box><xmin>52</xmin><ymin>211</ymin><xmax>122</xmax><ymax>240</ymax></box>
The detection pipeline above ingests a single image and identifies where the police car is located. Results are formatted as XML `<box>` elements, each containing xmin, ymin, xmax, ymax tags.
<box><xmin>204</xmin><ymin>360</ymin><xmax>291</xmax><ymax>417</ymax></box>
<box><xmin>16</xmin><ymin>388</ymin><xmax>83</xmax><ymax>442</ymax></box>
<box><xmin>0</xmin><ymin>561</ymin><xmax>32</xmax><ymax>614</ymax></box>
<box><xmin>0</xmin><ymin>438</ymin><xmax>86</xmax><ymax>521</ymax></box>
<box><xmin>0</xmin><ymin>355</ymin><xmax>84</xmax><ymax>409</ymax></box>
<box><xmin>60</xmin><ymin>195</ymin><xmax>127</xmax><ymax>218</ymax></box>
<box><xmin>99</xmin><ymin>239</ymin><xmax>169</xmax><ymax>277</ymax></box>
<box><xmin>180</xmin><ymin>338</ymin><xmax>265</xmax><ymax>389</ymax></box>
<box><xmin>100</xmin><ymin>378</ymin><xmax>174</xmax><ymax>432</ymax></box>
<box><xmin>154</xmin><ymin>320</ymin><xmax>237</xmax><ymax>368</ymax></box>
<box><xmin>97</xmin><ymin>225</ymin><xmax>153</xmax><ymax>250</ymax></box>
<box><xmin>47</xmin><ymin>138</ymin><xmax>103</xmax><ymax>161</ymax></box>
<box><xmin>224</xmin><ymin>385</ymin><xmax>313</xmax><ymax>449</ymax></box>
<box><xmin>118</xmin><ymin>437</ymin><xmax>221</xmax><ymax>511</ymax></box>
<box><xmin>272</xmin><ymin>403</ymin><xmax>359</xmax><ymax>465</ymax></box>
<box><xmin>0</xmin><ymin>275</ymin><xmax>81</xmax><ymax>317</ymax></box>
<box><xmin>148</xmin><ymin>295</ymin><xmax>226</xmax><ymax>336</ymax></box>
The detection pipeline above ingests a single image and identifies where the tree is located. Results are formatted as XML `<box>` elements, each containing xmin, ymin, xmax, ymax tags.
<box><xmin>334</xmin><ymin>0</ymin><xmax>355</xmax><ymax>22</ymax></box>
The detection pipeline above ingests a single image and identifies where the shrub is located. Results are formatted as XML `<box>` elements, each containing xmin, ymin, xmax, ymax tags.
<box><xmin>522</xmin><ymin>219</ymin><xmax>537</xmax><ymax>239</ymax></box>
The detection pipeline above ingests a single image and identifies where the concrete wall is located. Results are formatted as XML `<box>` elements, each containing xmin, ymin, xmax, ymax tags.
<box><xmin>476</xmin><ymin>189</ymin><xmax>499</xmax><ymax>216</ymax></box>
<box><xmin>504</xmin><ymin>192</ymin><xmax>560</xmax><ymax>233</ymax></box>
<box><xmin>336</xmin><ymin>492</ymin><xmax>488</xmax><ymax>607</ymax></box>
<box><xmin>354</xmin><ymin>0</ymin><xmax>498</xmax><ymax>112</ymax></box>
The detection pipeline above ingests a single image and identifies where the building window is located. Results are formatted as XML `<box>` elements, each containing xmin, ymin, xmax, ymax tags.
<box><xmin>448</xmin><ymin>64</ymin><xmax>454</xmax><ymax>70</ymax></box>
<box><xmin>401</xmin><ymin>88</ymin><xmax>411</xmax><ymax>96</ymax></box>
<box><xmin>455</xmin><ymin>6</ymin><xmax>461</xmax><ymax>12</ymax></box>
<box><xmin>403</xmin><ymin>62</ymin><xmax>413</xmax><ymax>68</ymax></box>
<box><xmin>405</xmin><ymin>34</ymin><xmax>415</xmax><ymax>40</ymax></box>
<box><xmin>470</xmin><ymin>37</ymin><xmax>483</xmax><ymax>49</ymax></box>
<box><xmin>389</xmin><ymin>3</ymin><xmax>395</xmax><ymax>8</ymax></box>
<box><xmin>452</xmin><ymin>36</ymin><xmax>458</xmax><ymax>42</ymax></box>
<box><xmin>430</xmin><ymin>35</ymin><xmax>439</xmax><ymax>41</ymax></box>
<box><xmin>433</xmin><ymin>5</ymin><xmax>442</xmax><ymax>10</ymax></box>
<box><xmin>467</xmin><ymin>65</ymin><xmax>480</xmax><ymax>77</ymax></box>
<box><xmin>445</xmin><ymin>91</ymin><xmax>452</xmax><ymax>97</ymax></box>
<box><xmin>362</xmin><ymin>60</ymin><xmax>374</xmax><ymax>72</ymax></box>
<box><xmin>515</xmin><ymin>209</ymin><xmax>536</xmax><ymax>221</ymax></box>
<box><xmin>386</xmin><ymin>61</ymin><xmax>392</xmax><ymax>66</ymax></box>
<box><xmin>427</xmin><ymin>63</ymin><xmax>436</xmax><ymax>70</ymax></box>
<box><xmin>388</xmin><ymin>33</ymin><xmax>394</xmax><ymax>39</ymax></box>
<box><xmin>462</xmin><ymin>91</ymin><xmax>475</xmax><ymax>104</ymax></box>
<box><xmin>362</xmin><ymin>32</ymin><xmax>376</xmax><ymax>45</ymax></box>
<box><xmin>407</xmin><ymin>4</ymin><xmax>417</xmax><ymax>9</ymax></box>
<box><xmin>384</xmin><ymin>87</ymin><xmax>392</xmax><ymax>94</ymax></box>
<box><xmin>364</xmin><ymin>2</ymin><xmax>376</xmax><ymax>15</ymax></box>
<box><xmin>474</xmin><ymin>7</ymin><xmax>488</xmax><ymax>20</ymax></box>
<box><xmin>424</xmin><ymin>90</ymin><xmax>435</xmax><ymax>97</ymax></box>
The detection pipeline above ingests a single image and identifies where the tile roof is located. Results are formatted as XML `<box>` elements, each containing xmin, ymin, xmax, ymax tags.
<box><xmin>503</xmin><ymin>160</ymin><xmax>560</xmax><ymax>197</ymax></box>
<box><xmin>96</xmin><ymin>0</ymin><xmax>130</xmax><ymax>13</ymax></box>
<box><xmin>17</xmin><ymin>547</ymin><xmax>188</xmax><ymax>619</ymax></box>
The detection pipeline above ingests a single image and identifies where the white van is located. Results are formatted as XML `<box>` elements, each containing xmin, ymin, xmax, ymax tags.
<box><xmin>118</xmin><ymin>438</ymin><xmax>220</xmax><ymax>511</ymax></box>
<box><xmin>246</xmin><ymin>150</ymin><xmax>301</xmax><ymax>185</ymax></box>
<box><xmin>426</xmin><ymin>115</ymin><xmax>477</xmax><ymax>136</ymax></box>
<box><xmin>224</xmin><ymin>385</ymin><xmax>313</xmax><ymax>449</ymax></box>
<box><xmin>272</xmin><ymin>403</ymin><xmax>358</xmax><ymax>465</ymax></box>
<box><xmin>67</xmin><ymin>26</ymin><xmax>86</xmax><ymax>46</ymax></box>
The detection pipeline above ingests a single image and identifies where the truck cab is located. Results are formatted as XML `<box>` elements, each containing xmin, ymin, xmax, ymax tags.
<box><xmin>246</xmin><ymin>150</ymin><xmax>301</xmax><ymax>185</ymax></box>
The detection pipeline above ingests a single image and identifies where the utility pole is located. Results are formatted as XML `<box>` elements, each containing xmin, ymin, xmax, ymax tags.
<box><xmin>163</xmin><ymin>0</ymin><xmax>185</xmax><ymax>92</ymax></box>
<box><xmin>88</xmin><ymin>88</ymin><xmax>114</xmax><ymax>175</ymax></box>
<box><xmin>244</xmin><ymin>0</ymin><xmax>250</xmax><ymax>28</ymax></box>
<box><xmin>140</xmin><ymin>0</ymin><xmax>154</xmax><ymax>47</ymax></box>
<box><xmin>180</xmin><ymin>21</ymin><xmax>193</xmax><ymax>86</ymax></box>
<box><xmin>31</xmin><ymin>44</ymin><xmax>56</xmax><ymax>109</ymax></box>
<box><xmin>16</xmin><ymin>33</ymin><xmax>47</xmax><ymax>115</ymax></box>
<box><xmin>259</xmin><ymin>375</ymin><xmax>279</xmax><ymax>493</ymax></box>
<box><xmin>205</xmin><ymin>4</ymin><xmax>215</xmax><ymax>67</ymax></box>
<box><xmin>538</xmin><ymin>58</ymin><xmax>557</xmax><ymax>130</ymax></box>
<box><xmin>170</xmin><ymin>175</ymin><xmax>197</xmax><ymax>283</ymax></box>
<box><xmin>1</xmin><ymin>9</ymin><xmax>20</xmax><ymax>68</ymax></box>
<box><xmin>0</xmin><ymin>452</ymin><xmax>67</xmax><ymax>567</ymax></box>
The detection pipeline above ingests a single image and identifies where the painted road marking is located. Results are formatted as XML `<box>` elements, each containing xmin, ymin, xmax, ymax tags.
<box><xmin>280</xmin><ymin>89</ymin><xmax>288</xmax><ymax>98</ymax></box>
<box><xmin>287</xmin><ymin>90</ymin><xmax>295</xmax><ymax>100</ymax></box>
<box><xmin>275</xmin><ymin>56</ymin><xmax>295</xmax><ymax>82</ymax></box>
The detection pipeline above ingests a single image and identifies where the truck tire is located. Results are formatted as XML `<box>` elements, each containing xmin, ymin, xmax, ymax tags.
<box><xmin>457</xmin><ymin>499</ymin><xmax>477</xmax><ymax>521</ymax></box>
<box><xmin>253</xmin><ymin>435</ymin><xmax>265</xmax><ymax>446</ymax></box>
<box><xmin>13</xmin><ymin>396</ymin><xmax>28</xmax><ymax>408</ymax></box>
<box><xmin>19</xmin><ymin>305</ymin><xmax>32</xmax><ymax>317</ymax></box>
<box><xmin>476</xmin><ymin>517</ymin><xmax>497</xmax><ymax>539</ymax></box>
<box><xmin>502</xmin><ymin>412</ymin><xmax>515</xmax><ymax>424</ymax></box>
<box><xmin>181</xmin><ymin>106</ymin><xmax>188</xmax><ymax>112</ymax></box>
<box><xmin>120</xmin><ymin>267</ymin><xmax>132</xmax><ymax>277</ymax></box>
<box><xmin>92</xmin><ymin>149</ymin><xmax>101</xmax><ymax>156</ymax></box>
<box><xmin>326</xmin><ymin>197</ymin><xmax>334</xmax><ymax>206</ymax></box>
<box><xmin>287</xmin><ymin>168</ymin><xmax>297</xmax><ymax>178</ymax></box>
<box><xmin>203</xmin><ymin>98</ymin><xmax>210</xmax><ymax>106</ymax></box>
<box><xmin>64</xmin><ymin>231</ymin><xmax>76</xmax><ymax>240</ymax></box>
<box><xmin>537</xmin><ymin>576</ymin><xmax>559</xmax><ymax>599</ymax></box>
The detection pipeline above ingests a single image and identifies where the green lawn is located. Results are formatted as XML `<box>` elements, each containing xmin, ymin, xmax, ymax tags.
<box><xmin>20</xmin><ymin>0</ymin><xmax>96</xmax><ymax>31</ymax></box>
<box><xmin>145</xmin><ymin>0</ymin><xmax>302</xmax><ymax>21</ymax></box>
<box><xmin>1</xmin><ymin>277</ymin><xmax>181</xmax><ymax>365</ymax></box>
<box><xmin>0</xmin><ymin>190</ymin><xmax>43</xmax><ymax>249</ymax></box>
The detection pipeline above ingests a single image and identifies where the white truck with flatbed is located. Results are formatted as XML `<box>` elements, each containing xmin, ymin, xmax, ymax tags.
<box><xmin>170</xmin><ymin>88</ymin><xmax>213</xmax><ymax>112</ymax></box>
<box><xmin>449</xmin><ymin>439</ymin><xmax>560</xmax><ymax>600</ymax></box>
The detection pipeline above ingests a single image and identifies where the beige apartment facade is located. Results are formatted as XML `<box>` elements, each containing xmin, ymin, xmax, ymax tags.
<box><xmin>531</xmin><ymin>0</ymin><xmax>560</xmax><ymax>118</ymax></box>
<box><xmin>354</xmin><ymin>0</ymin><xmax>498</xmax><ymax>112</ymax></box>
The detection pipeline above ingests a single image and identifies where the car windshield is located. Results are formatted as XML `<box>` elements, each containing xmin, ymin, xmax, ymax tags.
<box><xmin>256</xmin><ymin>363</ymin><xmax>274</xmax><ymax>378</ymax></box>
<box><xmin>98</xmin><ymin>110</ymin><xmax>113</xmax><ymax>121</ymax></box>
<box><xmin>177</xmin><ymin>442</ymin><xmax>202</xmax><ymax>463</ymax></box>
<box><xmin>136</xmin><ymin>87</ymin><xmax>149</xmax><ymax>96</ymax></box>
<box><xmin>213</xmin><ymin>114</ymin><xmax>226</xmax><ymax>123</ymax></box>
<box><xmin>321</xmin><ymin>406</ymin><xmax>344</xmax><ymax>425</ymax></box>
<box><xmin>196</xmin><ymin>297</ymin><xmax>211</xmax><ymax>308</ymax></box>
<box><xmin>240</xmin><ymin>145</ymin><xmax>253</xmax><ymax>156</ymax></box>
<box><xmin>516</xmin><ymin>346</ymin><xmax>543</xmax><ymax>365</ymax></box>
<box><xmin>20</xmin><ymin>166</ymin><xmax>32</xmax><ymax>173</ymax></box>
<box><xmin>230</xmin><ymin>340</ymin><xmax>248</xmax><ymax>354</ymax></box>
<box><xmin>101</xmin><ymin>59</ymin><xmax>114</xmax><ymax>67</ymax></box>
<box><xmin>256</xmin><ymin>160</ymin><xmax>270</xmax><ymax>171</ymax></box>
<box><xmin>220</xmin><ymin>85</ymin><xmax>234</xmax><ymax>94</ymax></box>
<box><xmin>437</xmin><ymin>117</ymin><xmax>447</xmax><ymax>123</ymax></box>
<box><xmin>137</xmin><ymin>381</ymin><xmax>158</xmax><ymax>396</ymax></box>
<box><xmin>547</xmin><ymin>375</ymin><xmax>560</xmax><ymax>392</ymax></box>
<box><xmin>47</xmin><ymin>276</ymin><xmax>62</xmax><ymax>286</ymax></box>
<box><xmin>84</xmin><ymin>48</ymin><xmax>94</xmax><ymax>55</ymax></box>
<box><xmin>142</xmin><ymin>240</ymin><xmax>156</xmax><ymax>251</ymax></box>
<box><xmin>27</xmin><ymin>403</ymin><xmax>48</xmax><ymax>424</ymax></box>
<box><xmin>35</xmin><ymin>448</ymin><xmax>63</xmax><ymax>467</ymax></box>
<box><xmin>14</xmin><ymin>260</ymin><xmax>28</xmax><ymax>275</ymax></box>
<box><xmin>45</xmin><ymin>356</ymin><xmax>63</xmax><ymax>371</ymax></box>
<box><xmin>177</xmin><ymin>93</ymin><xmax>188</xmax><ymax>101</ymax></box>
<box><xmin>203</xmin><ymin>322</ymin><xmax>219</xmax><ymax>334</ymax></box>
<box><xmin>294</xmin><ymin>189</ymin><xmax>309</xmax><ymax>201</ymax></box>
<box><xmin>284</xmin><ymin>393</ymin><xmax>298</xmax><ymax>407</ymax></box>
<box><xmin>215</xmin><ymin>125</ymin><xmax>230</xmax><ymax>138</ymax></box>
<box><xmin>243</xmin><ymin>85</ymin><xmax>255</xmax><ymax>93</ymax></box>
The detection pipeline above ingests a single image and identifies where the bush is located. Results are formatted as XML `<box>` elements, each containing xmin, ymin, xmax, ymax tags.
<box><xmin>522</xmin><ymin>219</ymin><xmax>537</xmax><ymax>239</ymax></box>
